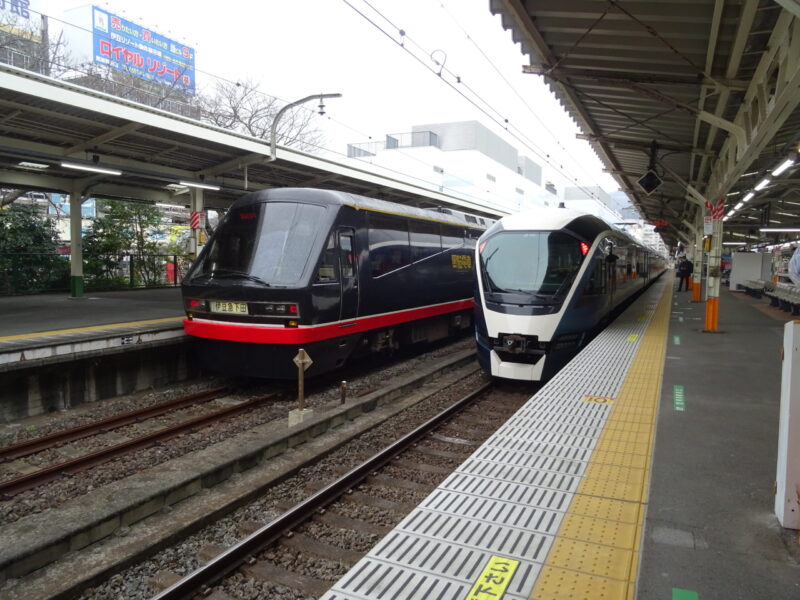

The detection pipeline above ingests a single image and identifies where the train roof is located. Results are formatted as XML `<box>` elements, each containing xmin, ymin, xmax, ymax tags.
<box><xmin>482</xmin><ymin>206</ymin><xmax>661</xmax><ymax>254</ymax></box>
<box><xmin>231</xmin><ymin>187</ymin><xmax>493</xmax><ymax>230</ymax></box>
<box><xmin>484</xmin><ymin>206</ymin><xmax>612</xmax><ymax>238</ymax></box>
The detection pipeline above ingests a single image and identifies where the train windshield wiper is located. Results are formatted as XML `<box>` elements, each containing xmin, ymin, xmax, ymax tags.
<box><xmin>211</xmin><ymin>269</ymin><xmax>271</xmax><ymax>286</ymax></box>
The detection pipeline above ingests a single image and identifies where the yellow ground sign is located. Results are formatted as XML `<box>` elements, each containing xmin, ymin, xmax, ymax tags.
<box><xmin>465</xmin><ymin>555</ymin><xmax>520</xmax><ymax>600</ymax></box>
<box><xmin>581</xmin><ymin>395</ymin><xmax>615</xmax><ymax>405</ymax></box>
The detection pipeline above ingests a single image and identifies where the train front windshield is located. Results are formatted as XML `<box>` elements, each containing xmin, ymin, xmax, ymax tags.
<box><xmin>480</xmin><ymin>231</ymin><xmax>586</xmax><ymax>303</ymax></box>
<box><xmin>188</xmin><ymin>202</ymin><xmax>325</xmax><ymax>286</ymax></box>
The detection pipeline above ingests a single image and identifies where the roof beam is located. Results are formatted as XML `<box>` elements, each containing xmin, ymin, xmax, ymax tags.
<box><xmin>64</xmin><ymin>122</ymin><xmax>145</xmax><ymax>155</ymax></box>
<box><xmin>658</xmin><ymin>159</ymin><xmax>705</xmax><ymax>207</ymax></box>
<box><xmin>524</xmin><ymin>64</ymin><xmax>748</xmax><ymax>91</ymax></box>
<box><xmin>775</xmin><ymin>0</ymin><xmax>800</xmax><ymax>20</ymax></box>
<box><xmin>576</xmin><ymin>133</ymin><xmax>715</xmax><ymax>157</ymax></box>
<box><xmin>708</xmin><ymin>11</ymin><xmax>800</xmax><ymax>199</ymax></box>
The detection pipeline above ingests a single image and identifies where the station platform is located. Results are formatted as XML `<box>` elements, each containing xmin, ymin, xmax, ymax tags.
<box><xmin>321</xmin><ymin>276</ymin><xmax>799</xmax><ymax>599</ymax></box>
<box><xmin>0</xmin><ymin>288</ymin><xmax>184</xmax><ymax>368</ymax></box>
<box><xmin>0</xmin><ymin>288</ymin><xmax>192</xmax><ymax>421</ymax></box>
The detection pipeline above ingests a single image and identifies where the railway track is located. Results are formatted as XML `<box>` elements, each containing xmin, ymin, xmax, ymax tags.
<box><xmin>0</xmin><ymin>389</ymin><xmax>274</xmax><ymax>498</ymax></box>
<box><xmin>0</xmin><ymin>340</ymin><xmax>483</xmax><ymax>600</ymax></box>
<box><xmin>0</xmin><ymin>386</ymin><xmax>229</xmax><ymax>463</ymax></box>
<box><xmin>147</xmin><ymin>383</ymin><xmax>527</xmax><ymax>600</ymax></box>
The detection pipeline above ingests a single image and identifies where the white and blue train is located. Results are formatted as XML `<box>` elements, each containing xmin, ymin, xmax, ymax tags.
<box><xmin>474</xmin><ymin>207</ymin><xmax>667</xmax><ymax>381</ymax></box>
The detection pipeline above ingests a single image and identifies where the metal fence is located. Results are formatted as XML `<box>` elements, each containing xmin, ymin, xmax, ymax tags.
<box><xmin>0</xmin><ymin>253</ymin><xmax>193</xmax><ymax>295</ymax></box>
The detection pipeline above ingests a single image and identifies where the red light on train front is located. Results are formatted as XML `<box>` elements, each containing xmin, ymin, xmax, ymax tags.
<box><xmin>185</xmin><ymin>298</ymin><xmax>205</xmax><ymax>312</ymax></box>
<box><xmin>580</xmin><ymin>242</ymin><xmax>589</xmax><ymax>256</ymax></box>
<box><xmin>479</xmin><ymin>241</ymin><xmax>487</xmax><ymax>253</ymax></box>
<box><xmin>289</xmin><ymin>304</ymin><xmax>298</xmax><ymax>314</ymax></box>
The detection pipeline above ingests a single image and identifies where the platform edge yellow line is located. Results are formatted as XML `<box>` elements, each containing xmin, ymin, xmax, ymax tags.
<box><xmin>531</xmin><ymin>280</ymin><xmax>673</xmax><ymax>600</ymax></box>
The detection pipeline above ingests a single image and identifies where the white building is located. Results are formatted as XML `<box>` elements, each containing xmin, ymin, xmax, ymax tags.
<box><xmin>348</xmin><ymin>121</ymin><xmax>574</xmax><ymax>214</ymax></box>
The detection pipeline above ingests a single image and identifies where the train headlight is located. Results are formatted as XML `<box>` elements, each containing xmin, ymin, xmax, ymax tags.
<box><xmin>500</xmin><ymin>334</ymin><xmax>527</xmax><ymax>353</ymax></box>
<box><xmin>257</xmin><ymin>303</ymin><xmax>300</xmax><ymax>318</ymax></box>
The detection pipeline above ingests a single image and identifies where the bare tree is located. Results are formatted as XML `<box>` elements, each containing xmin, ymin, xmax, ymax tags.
<box><xmin>197</xmin><ymin>78</ymin><xmax>324</xmax><ymax>152</ymax></box>
<box><xmin>0</xmin><ymin>12</ymin><xmax>71</xmax><ymax>78</ymax></box>
<box><xmin>67</xmin><ymin>61</ymin><xmax>201</xmax><ymax>118</ymax></box>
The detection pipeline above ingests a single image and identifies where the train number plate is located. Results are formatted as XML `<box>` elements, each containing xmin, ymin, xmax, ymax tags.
<box><xmin>210</xmin><ymin>301</ymin><xmax>248</xmax><ymax>314</ymax></box>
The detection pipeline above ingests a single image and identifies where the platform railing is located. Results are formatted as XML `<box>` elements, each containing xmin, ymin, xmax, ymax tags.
<box><xmin>0</xmin><ymin>253</ymin><xmax>193</xmax><ymax>295</ymax></box>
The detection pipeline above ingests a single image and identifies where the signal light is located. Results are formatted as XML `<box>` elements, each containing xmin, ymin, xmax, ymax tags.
<box><xmin>289</xmin><ymin>304</ymin><xmax>298</xmax><ymax>314</ymax></box>
<box><xmin>580</xmin><ymin>242</ymin><xmax>589</xmax><ymax>256</ymax></box>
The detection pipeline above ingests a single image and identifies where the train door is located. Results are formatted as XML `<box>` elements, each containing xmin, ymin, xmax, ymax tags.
<box><xmin>338</xmin><ymin>229</ymin><xmax>358</xmax><ymax>319</ymax></box>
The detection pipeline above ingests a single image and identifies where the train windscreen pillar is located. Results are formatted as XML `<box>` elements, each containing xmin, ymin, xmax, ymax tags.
<box><xmin>776</xmin><ymin>320</ymin><xmax>800</xmax><ymax>529</ymax></box>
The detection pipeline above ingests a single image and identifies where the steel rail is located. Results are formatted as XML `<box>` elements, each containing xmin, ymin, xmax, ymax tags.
<box><xmin>0</xmin><ymin>392</ymin><xmax>273</xmax><ymax>498</ymax></box>
<box><xmin>150</xmin><ymin>381</ymin><xmax>493</xmax><ymax>600</ymax></box>
<box><xmin>0</xmin><ymin>386</ymin><xmax>229</xmax><ymax>463</ymax></box>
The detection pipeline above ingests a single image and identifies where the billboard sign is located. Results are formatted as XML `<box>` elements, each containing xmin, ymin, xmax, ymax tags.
<box><xmin>91</xmin><ymin>6</ymin><xmax>195</xmax><ymax>94</ymax></box>
<box><xmin>65</xmin><ymin>5</ymin><xmax>195</xmax><ymax>95</ymax></box>
<box><xmin>0</xmin><ymin>0</ymin><xmax>42</xmax><ymax>41</ymax></box>
<box><xmin>48</xmin><ymin>194</ymin><xmax>96</xmax><ymax>218</ymax></box>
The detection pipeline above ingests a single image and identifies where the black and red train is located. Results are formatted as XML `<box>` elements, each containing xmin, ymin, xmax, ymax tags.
<box><xmin>181</xmin><ymin>188</ymin><xmax>492</xmax><ymax>378</ymax></box>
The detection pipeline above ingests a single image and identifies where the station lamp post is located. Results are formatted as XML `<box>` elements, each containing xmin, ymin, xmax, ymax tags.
<box><xmin>268</xmin><ymin>93</ymin><xmax>342</xmax><ymax>161</ymax></box>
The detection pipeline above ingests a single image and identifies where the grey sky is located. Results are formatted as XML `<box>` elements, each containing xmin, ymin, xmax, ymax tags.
<box><xmin>42</xmin><ymin>0</ymin><xmax>618</xmax><ymax>194</ymax></box>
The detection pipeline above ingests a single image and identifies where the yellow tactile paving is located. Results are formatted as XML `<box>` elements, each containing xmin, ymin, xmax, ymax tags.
<box><xmin>590</xmin><ymin>450</ymin><xmax>648</xmax><ymax>470</ymax></box>
<box><xmin>568</xmin><ymin>495</ymin><xmax>639</xmax><ymax>524</ymax></box>
<box><xmin>532</xmin><ymin>281</ymin><xmax>672</xmax><ymax>600</ymax></box>
<box><xmin>0</xmin><ymin>316</ymin><xmax>183</xmax><ymax>341</ymax></box>
<box><xmin>545</xmin><ymin>538</ymin><xmax>633</xmax><ymax>580</ymax></box>
<box><xmin>535</xmin><ymin>566</ymin><xmax>629</xmax><ymax>600</ymax></box>
<box><xmin>595</xmin><ymin>438</ymin><xmax>650</xmax><ymax>456</ymax></box>
<box><xmin>558</xmin><ymin>513</ymin><xmax>637</xmax><ymax>549</ymax></box>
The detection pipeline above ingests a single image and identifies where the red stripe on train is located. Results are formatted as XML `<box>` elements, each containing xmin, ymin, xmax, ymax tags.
<box><xmin>183</xmin><ymin>299</ymin><xmax>475</xmax><ymax>344</ymax></box>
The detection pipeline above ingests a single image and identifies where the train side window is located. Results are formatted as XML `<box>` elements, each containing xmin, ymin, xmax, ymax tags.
<box><xmin>581</xmin><ymin>247</ymin><xmax>606</xmax><ymax>296</ymax></box>
<box><xmin>338</xmin><ymin>231</ymin><xmax>355</xmax><ymax>278</ymax></box>
<box><xmin>410</xmin><ymin>220</ymin><xmax>441</xmax><ymax>262</ymax></box>
<box><xmin>442</xmin><ymin>225</ymin><xmax>464</xmax><ymax>250</ymax></box>
<box><xmin>316</xmin><ymin>233</ymin><xmax>338</xmax><ymax>283</ymax></box>
<box><xmin>368</xmin><ymin>213</ymin><xmax>410</xmax><ymax>277</ymax></box>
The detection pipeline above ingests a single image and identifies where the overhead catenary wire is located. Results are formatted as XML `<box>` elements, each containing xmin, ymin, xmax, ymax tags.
<box><xmin>342</xmin><ymin>0</ymin><xmax>615</xmax><ymax>205</ymax></box>
<box><xmin>8</xmin><ymin>6</ymin><xmax>516</xmax><ymax>210</ymax></box>
<box><xmin>13</xmin><ymin>4</ymin><xmax>613</xmax><ymax>212</ymax></box>
<box><xmin>435</xmin><ymin>0</ymin><xmax>615</xmax><ymax>201</ymax></box>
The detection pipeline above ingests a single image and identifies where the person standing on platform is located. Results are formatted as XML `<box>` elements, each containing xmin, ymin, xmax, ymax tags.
<box><xmin>677</xmin><ymin>256</ymin><xmax>693</xmax><ymax>291</ymax></box>
<box><xmin>789</xmin><ymin>246</ymin><xmax>800</xmax><ymax>287</ymax></box>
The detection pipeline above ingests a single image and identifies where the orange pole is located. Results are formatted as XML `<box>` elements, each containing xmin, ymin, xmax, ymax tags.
<box><xmin>692</xmin><ymin>277</ymin><xmax>702</xmax><ymax>302</ymax></box>
<box><xmin>705</xmin><ymin>297</ymin><xmax>718</xmax><ymax>331</ymax></box>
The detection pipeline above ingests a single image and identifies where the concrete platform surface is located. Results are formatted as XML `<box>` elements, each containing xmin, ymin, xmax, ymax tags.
<box><xmin>0</xmin><ymin>288</ymin><xmax>183</xmax><ymax>339</ymax></box>
<box><xmin>638</xmin><ymin>285</ymin><xmax>800</xmax><ymax>599</ymax></box>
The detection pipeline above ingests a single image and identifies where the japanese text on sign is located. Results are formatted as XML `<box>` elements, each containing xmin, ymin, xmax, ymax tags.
<box><xmin>91</xmin><ymin>6</ymin><xmax>195</xmax><ymax>94</ymax></box>
<box><xmin>0</xmin><ymin>0</ymin><xmax>31</xmax><ymax>18</ymax></box>
<box><xmin>0</xmin><ymin>0</ymin><xmax>41</xmax><ymax>40</ymax></box>
<box><xmin>451</xmin><ymin>254</ymin><xmax>473</xmax><ymax>270</ymax></box>
<box><xmin>465</xmin><ymin>555</ymin><xmax>519</xmax><ymax>600</ymax></box>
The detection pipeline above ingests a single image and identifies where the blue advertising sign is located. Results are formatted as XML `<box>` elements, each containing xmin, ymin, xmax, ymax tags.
<box><xmin>91</xmin><ymin>6</ymin><xmax>195</xmax><ymax>95</ymax></box>
<box><xmin>48</xmin><ymin>194</ymin><xmax>96</xmax><ymax>218</ymax></box>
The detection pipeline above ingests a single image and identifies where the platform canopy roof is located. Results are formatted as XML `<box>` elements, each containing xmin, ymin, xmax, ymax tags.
<box><xmin>0</xmin><ymin>65</ymin><xmax>502</xmax><ymax>220</ymax></box>
<box><xmin>491</xmin><ymin>0</ymin><xmax>800</xmax><ymax>249</ymax></box>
